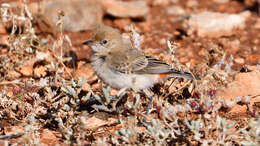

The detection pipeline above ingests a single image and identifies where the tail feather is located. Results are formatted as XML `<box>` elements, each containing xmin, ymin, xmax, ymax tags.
<box><xmin>169</xmin><ymin>71</ymin><xmax>200</xmax><ymax>80</ymax></box>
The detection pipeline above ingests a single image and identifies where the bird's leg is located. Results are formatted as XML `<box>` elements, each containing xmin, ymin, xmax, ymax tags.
<box><xmin>143</xmin><ymin>89</ymin><xmax>154</xmax><ymax>114</ymax></box>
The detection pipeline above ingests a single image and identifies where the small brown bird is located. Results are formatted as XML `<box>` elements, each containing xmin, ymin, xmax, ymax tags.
<box><xmin>83</xmin><ymin>25</ymin><xmax>199</xmax><ymax>92</ymax></box>
<box><xmin>83</xmin><ymin>25</ymin><xmax>199</xmax><ymax>113</ymax></box>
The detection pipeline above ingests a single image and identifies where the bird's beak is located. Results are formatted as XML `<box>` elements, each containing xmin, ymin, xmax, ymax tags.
<box><xmin>82</xmin><ymin>40</ymin><xmax>93</xmax><ymax>45</ymax></box>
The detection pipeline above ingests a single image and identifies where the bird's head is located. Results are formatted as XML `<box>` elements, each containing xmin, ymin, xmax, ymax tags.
<box><xmin>83</xmin><ymin>25</ymin><xmax>122</xmax><ymax>56</ymax></box>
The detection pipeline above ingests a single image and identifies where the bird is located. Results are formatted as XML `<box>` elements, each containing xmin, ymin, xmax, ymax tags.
<box><xmin>83</xmin><ymin>24</ymin><xmax>199</xmax><ymax>113</ymax></box>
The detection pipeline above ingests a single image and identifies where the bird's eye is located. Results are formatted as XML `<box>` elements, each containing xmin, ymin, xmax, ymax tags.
<box><xmin>103</xmin><ymin>40</ymin><xmax>108</xmax><ymax>44</ymax></box>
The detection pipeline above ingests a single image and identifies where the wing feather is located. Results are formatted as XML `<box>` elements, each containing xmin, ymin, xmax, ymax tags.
<box><xmin>106</xmin><ymin>47</ymin><xmax>148</xmax><ymax>74</ymax></box>
<box><xmin>134</xmin><ymin>57</ymin><xmax>173</xmax><ymax>74</ymax></box>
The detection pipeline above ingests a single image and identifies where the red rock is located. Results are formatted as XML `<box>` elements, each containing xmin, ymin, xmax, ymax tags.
<box><xmin>187</xmin><ymin>0</ymin><xmax>199</xmax><ymax>7</ymax></box>
<box><xmin>214</xmin><ymin>0</ymin><xmax>229</xmax><ymax>4</ymax></box>
<box><xmin>34</xmin><ymin>66</ymin><xmax>47</xmax><ymax>78</ymax></box>
<box><xmin>0</xmin><ymin>23</ymin><xmax>6</xmax><ymax>34</ymax></box>
<box><xmin>0</xmin><ymin>35</ymin><xmax>8</xmax><ymax>44</ymax></box>
<box><xmin>217</xmin><ymin>67</ymin><xmax>260</xmax><ymax>100</ymax></box>
<box><xmin>20</xmin><ymin>62</ymin><xmax>34</xmax><ymax>77</ymax></box>
<box><xmin>198</xmin><ymin>49</ymin><xmax>207</xmax><ymax>56</ymax></box>
<box><xmin>234</xmin><ymin>57</ymin><xmax>245</xmax><ymax>64</ymax></box>
<box><xmin>166</xmin><ymin>5</ymin><xmax>185</xmax><ymax>15</ymax></box>
<box><xmin>113</xmin><ymin>18</ymin><xmax>131</xmax><ymax>30</ymax></box>
<box><xmin>81</xmin><ymin>114</ymin><xmax>117</xmax><ymax>130</ymax></box>
<box><xmin>249</xmin><ymin>54</ymin><xmax>260</xmax><ymax>64</ymax></box>
<box><xmin>152</xmin><ymin>0</ymin><xmax>170</xmax><ymax>6</ymax></box>
<box><xmin>44</xmin><ymin>0</ymin><xmax>103</xmax><ymax>32</ymax></box>
<box><xmin>99</xmin><ymin>0</ymin><xmax>149</xmax><ymax>18</ymax></box>
<box><xmin>188</xmin><ymin>11</ymin><xmax>251</xmax><ymax>38</ymax></box>
<box><xmin>250</xmin><ymin>96</ymin><xmax>260</xmax><ymax>107</ymax></box>
<box><xmin>8</xmin><ymin>70</ymin><xmax>21</xmax><ymax>79</ymax></box>
<box><xmin>229</xmin><ymin>105</ymin><xmax>247</xmax><ymax>114</ymax></box>
<box><xmin>217</xmin><ymin>66</ymin><xmax>260</xmax><ymax>113</ymax></box>
<box><xmin>40</xmin><ymin>129</ymin><xmax>58</xmax><ymax>145</ymax></box>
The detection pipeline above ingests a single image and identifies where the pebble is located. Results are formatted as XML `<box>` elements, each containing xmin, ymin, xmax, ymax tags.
<box><xmin>188</xmin><ymin>11</ymin><xmax>251</xmax><ymax>38</ymax></box>
<box><xmin>234</xmin><ymin>57</ymin><xmax>245</xmax><ymax>64</ymax></box>
<box><xmin>166</xmin><ymin>5</ymin><xmax>185</xmax><ymax>15</ymax></box>
<box><xmin>100</xmin><ymin>0</ymin><xmax>149</xmax><ymax>18</ymax></box>
<box><xmin>44</xmin><ymin>0</ymin><xmax>103</xmax><ymax>32</ymax></box>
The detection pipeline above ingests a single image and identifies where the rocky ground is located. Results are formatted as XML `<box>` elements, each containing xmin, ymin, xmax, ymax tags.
<box><xmin>0</xmin><ymin>0</ymin><xmax>259</xmax><ymax>145</ymax></box>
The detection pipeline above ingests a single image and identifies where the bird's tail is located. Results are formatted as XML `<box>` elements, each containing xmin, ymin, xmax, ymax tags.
<box><xmin>169</xmin><ymin>71</ymin><xmax>200</xmax><ymax>80</ymax></box>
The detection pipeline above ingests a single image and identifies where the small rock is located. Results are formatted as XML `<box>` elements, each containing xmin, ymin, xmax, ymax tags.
<box><xmin>0</xmin><ymin>35</ymin><xmax>8</xmax><ymax>44</ymax></box>
<box><xmin>166</xmin><ymin>5</ymin><xmax>185</xmax><ymax>15</ymax></box>
<box><xmin>234</xmin><ymin>57</ymin><xmax>245</xmax><ymax>64</ymax></box>
<box><xmin>44</xmin><ymin>0</ymin><xmax>103</xmax><ymax>32</ymax></box>
<box><xmin>152</xmin><ymin>0</ymin><xmax>170</xmax><ymax>6</ymax></box>
<box><xmin>198</xmin><ymin>49</ymin><xmax>207</xmax><ymax>56</ymax></box>
<box><xmin>217</xmin><ymin>66</ymin><xmax>260</xmax><ymax>99</ymax></box>
<box><xmin>34</xmin><ymin>66</ymin><xmax>47</xmax><ymax>78</ymax></box>
<box><xmin>40</xmin><ymin>129</ymin><xmax>58</xmax><ymax>145</ymax></box>
<box><xmin>217</xmin><ymin>66</ymin><xmax>260</xmax><ymax>113</ymax></box>
<box><xmin>188</xmin><ymin>11</ymin><xmax>251</xmax><ymax>38</ymax></box>
<box><xmin>99</xmin><ymin>0</ymin><xmax>149</xmax><ymax>18</ymax></box>
<box><xmin>7</xmin><ymin>70</ymin><xmax>21</xmax><ymax>79</ymax></box>
<box><xmin>229</xmin><ymin>105</ymin><xmax>247</xmax><ymax>114</ymax></box>
<box><xmin>214</xmin><ymin>0</ymin><xmax>229</xmax><ymax>3</ymax></box>
<box><xmin>249</xmin><ymin>54</ymin><xmax>260</xmax><ymax>64</ymax></box>
<box><xmin>186</xmin><ymin>0</ymin><xmax>199</xmax><ymax>7</ymax></box>
<box><xmin>20</xmin><ymin>62</ymin><xmax>34</xmax><ymax>77</ymax></box>
<box><xmin>113</xmin><ymin>18</ymin><xmax>131</xmax><ymax>30</ymax></box>
<box><xmin>0</xmin><ymin>22</ymin><xmax>6</xmax><ymax>34</ymax></box>
<box><xmin>83</xmin><ymin>116</ymin><xmax>105</xmax><ymax>130</ymax></box>
<box><xmin>246</xmin><ymin>65</ymin><xmax>259</xmax><ymax>71</ymax></box>
<box><xmin>251</xmin><ymin>96</ymin><xmax>260</xmax><ymax>107</ymax></box>
<box><xmin>81</xmin><ymin>113</ymin><xmax>118</xmax><ymax>130</ymax></box>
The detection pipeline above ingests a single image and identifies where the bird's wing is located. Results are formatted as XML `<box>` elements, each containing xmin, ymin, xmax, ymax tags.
<box><xmin>106</xmin><ymin>46</ymin><xmax>197</xmax><ymax>79</ymax></box>
<box><xmin>138</xmin><ymin>57</ymin><xmax>199</xmax><ymax>80</ymax></box>
<box><xmin>106</xmin><ymin>48</ymin><xmax>149</xmax><ymax>74</ymax></box>
<box><xmin>107</xmin><ymin>51</ymin><xmax>198</xmax><ymax>79</ymax></box>
<box><xmin>134</xmin><ymin>57</ymin><xmax>173</xmax><ymax>74</ymax></box>
<box><xmin>107</xmin><ymin>48</ymin><xmax>174</xmax><ymax>74</ymax></box>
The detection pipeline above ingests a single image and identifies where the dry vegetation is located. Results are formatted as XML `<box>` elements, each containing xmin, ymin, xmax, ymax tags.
<box><xmin>0</xmin><ymin>0</ymin><xmax>259</xmax><ymax>145</ymax></box>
